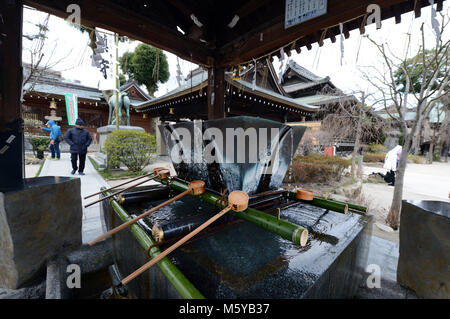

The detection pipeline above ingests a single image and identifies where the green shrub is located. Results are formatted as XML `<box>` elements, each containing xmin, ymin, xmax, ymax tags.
<box><xmin>368</xmin><ymin>143</ymin><xmax>387</xmax><ymax>154</ymax></box>
<box><xmin>363</xmin><ymin>153</ymin><xmax>386</xmax><ymax>163</ymax></box>
<box><xmin>30</xmin><ymin>136</ymin><xmax>50</xmax><ymax>154</ymax></box>
<box><xmin>104</xmin><ymin>130</ymin><xmax>156</xmax><ymax>172</ymax></box>
<box><xmin>284</xmin><ymin>154</ymin><xmax>351</xmax><ymax>183</ymax></box>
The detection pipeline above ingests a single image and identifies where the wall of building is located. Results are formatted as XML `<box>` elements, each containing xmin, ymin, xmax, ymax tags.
<box><xmin>22</xmin><ymin>97</ymin><xmax>153</xmax><ymax>145</ymax></box>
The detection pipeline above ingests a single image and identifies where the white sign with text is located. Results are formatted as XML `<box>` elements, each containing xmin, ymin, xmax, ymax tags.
<box><xmin>285</xmin><ymin>0</ymin><xmax>327</xmax><ymax>29</ymax></box>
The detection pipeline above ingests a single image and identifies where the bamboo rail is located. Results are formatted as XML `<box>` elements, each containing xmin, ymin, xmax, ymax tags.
<box><xmin>88</xmin><ymin>180</ymin><xmax>205</xmax><ymax>246</ymax></box>
<box><xmin>122</xmin><ymin>191</ymin><xmax>249</xmax><ymax>285</ymax></box>
<box><xmin>283</xmin><ymin>190</ymin><xmax>367</xmax><ymax>215</ymax></box>
<box><xmin>84</xmin><ymin>172</ymin><xmax>154</xmax><ymax>199</ymax></box>
<box><xmin>105</xmin><ymin>189</ymin><xmax>205</xmax><ymax>299</ymax></box>
<box><xmin>157</xmin><ymin>178</ymin><xmax>309</xmax><ymax>247</ymax></box>
<box><xmin>84</xmin><ymin>168</ymin><xmax>169</xmax><ymax>208</ymax></box>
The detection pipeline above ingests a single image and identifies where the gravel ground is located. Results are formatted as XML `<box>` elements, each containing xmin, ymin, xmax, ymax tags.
<box><xmin>361</xmin><ymin>161</ymin><xmax>450</xmax><ymax>243</ymax></box>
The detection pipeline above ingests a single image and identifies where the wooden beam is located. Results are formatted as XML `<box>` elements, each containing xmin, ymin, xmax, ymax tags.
<box><xmin>0</xmin><ymin>0</ymin><xmax>24</xmax><ymax>191</ymax></box>
<box><xmin>207</xmin><ymin>66</ymin><xmax>225</xmax><ymax>120</ymax></box>
<box><xmin>393</xmin><ymin>4</ymin><xmax>402</xmax><ymax>24</ymax></box>
<box><xmin>414</xmin><ymin>0</ymin><xmax>422</xmax><ymax>17</ymax></box>
<box><xmin>164</xmin><ymin>0</ymin><xmax>213</xmax><ymax>42</ymax></box>
<box><xmin>217</xmin><ymin>0</ymin><xmax>422</xmax><ymax>67</ymax></box>
<box><xmin>23</xmin><ymin>0</ymin><xmax>213</xmax><ymax>66</ymax></box>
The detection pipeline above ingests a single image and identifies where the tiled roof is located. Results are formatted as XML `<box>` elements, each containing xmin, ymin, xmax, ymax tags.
<box><xmin>120</xmin><ymin>80</ymin><xmax>152</xmax><ymax>101</ymax></box>
<box><xmin>376</xmin><ymin>103</ymin><xmax>445</xmax><ymax>123</ymax></box>
<box><xmin>23</xmin><ymin>79</ymin><xmax>105</xmax><ymax>101</ymax></box>
<box><xmin>283</xmin><ymin>79</ymin><xmax>332</xmax><ymax>93</ymax></box>
<box><xmin>294</xmin><ymin>94</ymin><xmax>356</xmax><ymax>106</ymax></box>
<box><xmin>230</xmin><ymin>78</ymin><xmax>319</xmax><ymax>111</ymax></box>
<box><xmin>133</xmin><ymin>68</ymin><xmax>319</xmax><ymax>112</ymax></box>
<box><xmin>24</xmin><ymin>73</ymin><xmax>150</xmax><ymax>106</ymax></box>
<box><xmin>286</xmin><ymin>60</ymin><xmax>325</xmax><ymax>82</ymax></box>
<box><xmin>133</xmin><ymin>69</ymin><xmax>208</xmax><ymax>109</ymax></box>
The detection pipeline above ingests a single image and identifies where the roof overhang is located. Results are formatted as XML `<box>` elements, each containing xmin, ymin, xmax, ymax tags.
<box><xmin>132</xmin><ymin>73</ymin><xmax>319</xmax><ymax>114</ymax></box>
<box><xmin>23</xmin><ymin>0</ymin><xmax>443</xmax><ymax>68</ymax></box>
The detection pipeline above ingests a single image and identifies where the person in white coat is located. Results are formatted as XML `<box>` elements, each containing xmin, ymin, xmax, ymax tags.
<box><xmin>383</xmin><ymin>145</ymin><xmax>402</xmax><ymax>186</ymax></box>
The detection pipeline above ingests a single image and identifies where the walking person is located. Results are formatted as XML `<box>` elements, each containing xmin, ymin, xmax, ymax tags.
<box><xmin>64</xmin><ymin>118</ymin><xmax>92</xmax><ymax>175</ymax></box>
<box><xmin>42</xmin><ymin>120</ymin><xmax>62</xmax><ymax>160</ymax></box>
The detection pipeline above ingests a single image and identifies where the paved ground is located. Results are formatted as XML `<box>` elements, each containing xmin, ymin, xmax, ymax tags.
<box><xmin>356</xmin><ymin>235</ymin><xmax>418</xmax><ymax>299</ymax></box>
<box><xmin>361</xmin><ymin>161</ymin><xmax>450</xmax><ymax>242</ymax></box>
<box><xmin>39</xmin><ymin>152</ymin><xmax>109</xmax><ymax>244</ymax></box>
<box><xmin>25</xmin><ymin>163</ymin><xmax>41</xmax><ymax>178</ymax></box>
<box><xmin>362</xmin><ymin>162</ymin><xmax>450</xmax><ymax>203</ymax></box>
<box><xmin>37</xmin><ymin>153</ymin><xmax>176</xmax><ymax>244</ymax></box>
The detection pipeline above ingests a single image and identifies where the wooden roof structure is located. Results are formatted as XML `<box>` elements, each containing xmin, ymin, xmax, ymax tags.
<box><xmin>132</xmin><ymin>60</ymin><xmax>358</xmax><ymax>122</ymax></box>
<box><xmin>0</xmin><ymin>0</ymin><xmax>446</xmax><ymax>191</ymax></box>
<box><xmin>22</xmin><ymin>0</ymin><xmax>446</xmax><ymax>121</ymax></box>
<box><xmin>133</xmin><ymin>66</ymin><xmax>320</xmax><ymax>123</ymax></box>
<box><xmin>24</xmin><ymin>0</ymin><xmax>443</xmax><ymax>68</ymax></box>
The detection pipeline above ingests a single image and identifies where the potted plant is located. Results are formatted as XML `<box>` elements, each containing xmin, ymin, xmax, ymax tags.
<box><xmin>36</xmin><ymin>144</ymin><xmax>47</xmax><ymax>159</ymax></box>
<box><xmin>30</xmin><ymin>136</ymin><xmax>50</xmax><ymax>159</ymax></box>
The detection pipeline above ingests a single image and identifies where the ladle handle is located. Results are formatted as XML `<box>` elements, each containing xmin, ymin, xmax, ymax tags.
<box><xmin>122</xmin><ymin>205</ymin><xmax>232</xmax><ymax>285</ymax></box>
<box><xmin>85</xmin><ymin>175</ymin><xmax>157</xmax><ymax>208</ymax></box>
<box><xmin>84</xmin><ymin>173</ymin><xmax>154</xmax><ymax>199</ymax></box>
<box><xmin>88</xmin><ymin>189</ymin><xmax>190</xmax><ymax>246</ymax></box>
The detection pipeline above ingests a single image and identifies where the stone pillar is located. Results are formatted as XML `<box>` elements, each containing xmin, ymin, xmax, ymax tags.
<box><xmin>397</xmin><ymin>200</ymin><xmax>450</xmax><ymax>298</ymax></box>
<box><xmin>0</xmin><ymin>177</ymin><xmax>83</xmax><ymax>289</ymax></box>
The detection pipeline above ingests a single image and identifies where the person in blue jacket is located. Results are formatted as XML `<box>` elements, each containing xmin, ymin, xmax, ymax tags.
<box><xmin>42</xmin><ymin>120</ymin><xmax>62</xmax><ymax>160</ymax></box>
<box><xmin>64</xmin><ymin>118</ymin><xmax>92</xmax><ymax>175</ymax></box>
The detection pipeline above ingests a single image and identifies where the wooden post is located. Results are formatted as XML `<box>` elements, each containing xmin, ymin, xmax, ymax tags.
<box><xmin>0</xmin><ymin>0</ymin><xmax>24</xmax><ymax>191</ymax></box>
<box><xmin>207</xmin><ymin>65</ymin><xmax>225</xmax><ymax>120</ymax></box>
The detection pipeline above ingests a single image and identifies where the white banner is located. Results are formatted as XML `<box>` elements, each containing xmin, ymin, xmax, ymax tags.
<box><xmin>91</xmin><ymin>29</ymin><xmax>116</xmax><ymax>91</ymax></box>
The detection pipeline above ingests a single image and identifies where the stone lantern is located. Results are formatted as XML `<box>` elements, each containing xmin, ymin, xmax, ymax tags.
<box><xmin>44</xmin><ymin>99</ymin><xmax>62</xmax><ymax>122</ymax></box>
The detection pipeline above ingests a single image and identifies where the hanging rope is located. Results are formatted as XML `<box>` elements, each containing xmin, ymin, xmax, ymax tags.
<box><xmin>214</xmin><ymin>188</ymin><xmax>228</xmax><ymax>209</ymax></box>
<box><xmin>236</xmin><ymin>13</ymin><xmax>367</xmax><ymax>67</ymax></box>
<box><xmin>152</xmin><ymin>48</ymin><xmax>160</xmax><ymax>82</ymax></box>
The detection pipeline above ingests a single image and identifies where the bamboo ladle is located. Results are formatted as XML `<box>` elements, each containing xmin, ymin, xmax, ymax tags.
<box><xmin>84</xmin><ymin>172</ymin><xmax>155</xmax><ymax>200</ymax></box>
<box><xmin>121</xmin><ymin>190</ymin><xmax>249</xmax><ymax>285</ymax></box>
<box><xmin>88</xmin><ymin>180</ymin><xmax>206</xmax><ymax>246</ymax></box>
<box><xmin>84</xmin><ymin>168</ymin><xmax>170</xmax><ymax>208</ymax></box>
<box><xmin>296</xmin><ymin>189</ymin><xmax>314</xmax><ymax>201</ymax></box>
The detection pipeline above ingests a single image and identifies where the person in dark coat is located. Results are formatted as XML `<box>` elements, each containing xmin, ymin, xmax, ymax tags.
<box><xmin>64</xmin><ymin>118</ymin><xmax>92</xmax><ymax>175</ymax></box>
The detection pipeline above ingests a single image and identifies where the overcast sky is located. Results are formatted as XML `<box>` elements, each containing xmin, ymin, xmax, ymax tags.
<box><xmin>22</xmin><ymin>3</ymin><xmax>449</xmax><ymax>102</ymax></box>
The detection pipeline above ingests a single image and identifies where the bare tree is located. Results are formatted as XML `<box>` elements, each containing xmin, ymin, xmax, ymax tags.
<box><xmin>21</xmin><ymin>11</ymin><xmax>71</xmax><ymax>101</ymax></box>
<box><xmin>361</xmin><ymin>14</ymin><xmax>449</xmax><ymax>229</ymax></box>
<box><xmin>318</xmin><ymin>91</ymin><xmax>384</xmax><ymax>178</ymax></box>
<box><xmin>435</xmin><ymin>93</ymin><xmax>449</xmax><ymax>162</ymax></box>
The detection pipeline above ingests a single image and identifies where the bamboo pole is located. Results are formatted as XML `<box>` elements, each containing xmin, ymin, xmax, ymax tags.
<box><xmin>88</xmin><ymin>180</ymin><xmax>205</xmax><ymax>246</ymax></box>
<box><xmin>122</xmin><ymin>191</ymin><xmax>249</xmax><ymax>285</ymax></box>
<box><xmin>283</xmin><ymin>190</ymin><xmax>367</xmax><ymax>215</ymax></box>
<box><xmin>158</xmin><ymin>178</ymin><xmax>309</xmax><ymax>246</ymax></box>
<box><xmin>84</xmin><ymin>172</ymin><xmax>154</xmax><ymax>199</ymax></box>
<box><xmin>106</xmin><ymin>190</ymin><xmax>204</xmax><ymax>299</ymax></box>
<box><xmin>84</xmin><ymin>168</ymin><xmax>170</xmax><ymax>208</ymax></box>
